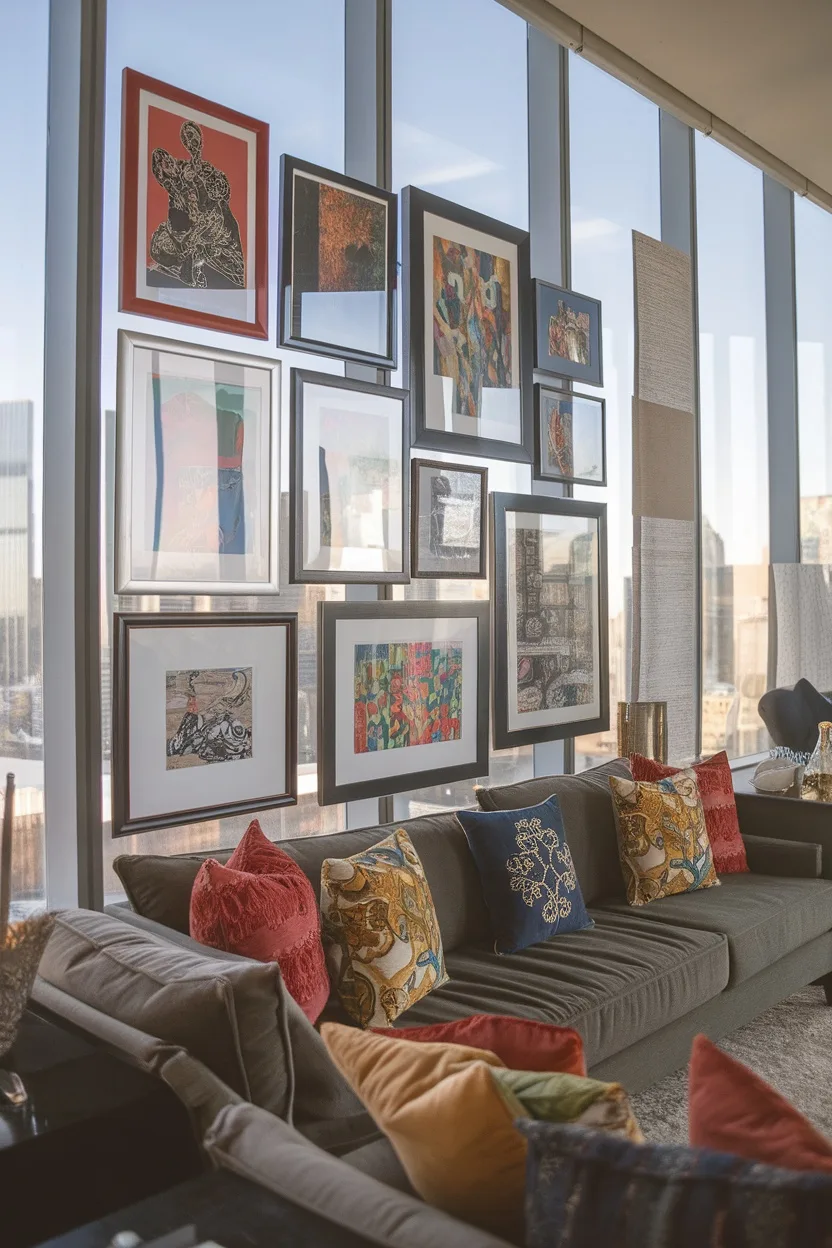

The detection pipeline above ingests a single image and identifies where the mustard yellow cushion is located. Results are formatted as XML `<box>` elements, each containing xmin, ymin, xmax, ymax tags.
<box><xmin>320</xmin><ymin>828</ymin><xmax>448</xmax><ymax>1027</ymax></box>
<box><xmin>609</xmin><ymin>769</ymin><xmax>720</xmax><ymax>906</ymax></box>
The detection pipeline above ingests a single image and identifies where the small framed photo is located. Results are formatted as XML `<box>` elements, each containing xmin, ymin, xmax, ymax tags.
<box><xmin>290</xmin><ymin>369</ymin><xmax>409</xmax><ymax>584</ymax></box>
<box><xmin>112</xmin><ymin>613</ymin><xmax>297</xmax><ymax>837</ymax></box>
<box><xmin>491</xmin><ymin>493</ymin><xmax>609</xmax><ymax>750</ymax></box>
<box><xmin>411</xmin><ymin>458</ymin><xmax>487</xmax><ymax>579</ymax></box>
<box><xmin>534</xmin><ymin>280</ymin><xmax>603</xmax><ymax>387</ymax></box>
<box><xmin>120</xmin><ymin>69</ymin><xmax>269</xmax><ymax>339</ymax></box>
<box><xmin>115</xmin><ymin>330</ymin><xmax>280</xmax><ymax>595</ymax></box>
<box><xmin>317</xmin><ymin>600</ymin><xmax>490</xmax><ymax>805</ymax></box>
<box><xmin>278</xmin><ymin>155</ymin><xmax>397</xmax><ymax>368</ymax></box>
<box><xmin>534</xmin><ymin>385</ymin><xmax>606</xmax><ymax>486</ymax></box>
<box><xmin>403</xmin><ymin>185</ymin><xmax>533</xmax><ymax>463</ymax></box>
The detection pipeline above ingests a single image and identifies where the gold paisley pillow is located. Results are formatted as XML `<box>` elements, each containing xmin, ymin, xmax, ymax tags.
<box><xmin>609</xmin><ymin>769</ymin><xmax>719</xmax><ymax>907</ymax></box>
<box><xmin>320</xmin><ymin>828</ymin><xmax>448</xmax><ymax>1027</ymax></box>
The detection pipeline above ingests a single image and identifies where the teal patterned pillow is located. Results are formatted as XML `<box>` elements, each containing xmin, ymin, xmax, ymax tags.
<box><xmin>455</xmin><ymin>796</ymin><xmax>593</xmax><ymax>954</ymax></box>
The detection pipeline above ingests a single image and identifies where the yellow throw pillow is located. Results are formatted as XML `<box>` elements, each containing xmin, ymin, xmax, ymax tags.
<box><xmin>320</xmin><ymin>828</ymin><xmax>448</xmax><ymax>1028</ymax></box>
<box><xmin>609</xmin><ymin>769</ymin><xmax>720</xmax><ymax>907</ymax></box>
<box><xmin>321</xmin><ymin>1023</ymin><xmax>642</xmax><ymax>1241</ymax></box>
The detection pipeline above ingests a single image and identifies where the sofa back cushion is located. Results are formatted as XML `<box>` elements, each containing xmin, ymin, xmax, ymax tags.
<box><xmin>476</xmin><ymin>759</ymin><xmax>631</xmax><ymax>906</ymax></box>
<box><xmin>38</xmin><ymin>909</ymin><xmax>292</xmax><ymax>1117</ymax></box>
<box><xmin>114</xmin><ymin>810</ymin><xmax>490</xmax><ymax>955</ymax></box>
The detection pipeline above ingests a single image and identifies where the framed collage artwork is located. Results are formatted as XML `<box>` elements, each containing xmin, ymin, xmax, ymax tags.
<box><xmin>120</xmin><ymin>68</ymin><xmax>269</xmax><ymax>338</ymax></box>
<box><xmin>411</xmin><ymin>458</ymin><xmax>487</xmax><ymax>579</ymax></box>
<box><xmin>112</xmin><ymin>613</ymin><xmax>297</xmax><ymax>837</ymax></box>
<box><xmin>317</xmin><ymin>600</ymin><xmax>490</xmax><ymax>805</ymax></box>
<box><xmin>491</xmin><ymin>493</ymin><xmax>609</xmax><ymax>750</ymax></box>
<box><xmin>403</xmin><ymin>186</ymin><xmax>533</xmax><ymax>463</ymax></box>
<box><xmin>114</xmin><ymin>330</ymin><xmax>280</xmax><ymax>595</ymax></box>
<box><xmin>278</xmin><ymin>155</ymin><xmax>397</xmax><ymax>368</ymax></box>
<box><xmin>534</xmin><ymin>385</ymin><xmax>606</xmax><ymax>486</ymax></box>
<box><xmin>534</xmin><ymin>280</ymin><xmax>603</xmax><ymax>387</ymax></box>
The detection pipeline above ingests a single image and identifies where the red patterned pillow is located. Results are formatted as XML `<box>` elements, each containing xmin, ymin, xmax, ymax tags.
<box><xmin>629</xmin><ymin>751</ymin><xmax>748</xmax><ymax>873</ymax></box>
<box><xmin>372</xmin><ymin>1014</ymin><xmax>585</xmax><ymax>1076</ymax></box>
<box><xmin>190</xmin><ymin>820</ymin><xmax>329</xmax><ymax>1023</ymax></box>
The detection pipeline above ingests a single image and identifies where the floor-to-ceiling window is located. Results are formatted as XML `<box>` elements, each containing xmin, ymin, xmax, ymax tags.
<box><xmin>697</xmin><ymin>135</ymin><xmax>769</xmax><ymax>758</ymax></box>
<box><xmin>796</xmin><ymin>196</ymin><xmax>832</xmax><ymax>563</ymax></box>
<box><xmin>569</xmin><ymin>55</ymin><xmax>661</xmax><ymax>771</ymax></box>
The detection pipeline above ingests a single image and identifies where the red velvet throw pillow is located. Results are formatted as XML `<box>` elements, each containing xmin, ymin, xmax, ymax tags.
<box><xmin>689</xmin><ymin>1034</ymin><xmax>832</xmax><ymax>1172</ymax></box>
<box><xmin>372</xmin><ymin>1014</ymin><xmax>586</xmax><ymax>1076</ymax></box>
<box><xmin>190</xmin><ymin>821</ymin><xmax>329</xmax><ymax>1023</ymax></box>
<box><xmin>630</xmin><ymin>750</ymin><xmax>748</xmax><ymax>873</ymax></box>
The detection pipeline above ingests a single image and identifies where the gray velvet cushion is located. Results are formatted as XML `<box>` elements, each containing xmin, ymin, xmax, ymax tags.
<box><xmin>597</xmin><ymin>873</ymin><xmax>832</xmax><ymax>986</ymax></box>
<box><xmin>114</xmin><ymin>810</ymin><xmax>490</xmax><ymax>955</ymax></box>
<box><xmin>387</xmin><ymin>911</ymin><xmax>728</xmax><ymax>1067</ymax></box>
<box><xmin>39</xmin><ymin>909</ymin><xmax>292</xmax><ymax>1116</ymax></box>
<box><xmin>475</xmin><ymin>759</ymin><xmax>632</xmax><ymax>906</ymax></box>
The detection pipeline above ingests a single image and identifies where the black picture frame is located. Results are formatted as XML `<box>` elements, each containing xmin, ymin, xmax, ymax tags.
<box><xmin>317</xmin><ymin>599</ymin><xmax>490</xmax><ymax>805</ymax></box>
<box><xmin>490</xmin><ymin>493</ymin><xmax>609</xmax><ymax>750</ymax></box>
<box><xmin>403</xmin><ymin>185</ymin><xmax>533</xmax><ymax>463</ymax></box>
<box><xmin>112</xmin><ymin>612</ymin><xmax>298</xmax><ymax>837</ymax></box>
<box><xmin>534</xmin><ymin>280</ymin><xmax>603</xmax><ymax>387</ymax></box>
<box><xmin>411</xmin><ymin>458</ymin><xmax>488</xmax><ymax>580</ymax></box>
<box><xmin>534</xmin><ymin>384</ymin><xmax>607</xmax><ymax>487</ymax></box>
<box><xmin>278</xmin><ymin>154</ymin><xmax>398</xmax><ymax>368</ymax></box>
<box><xmin>289</xmin><ymin>368</ymin><xmax>410</xmax><ymax>585</ymax></box>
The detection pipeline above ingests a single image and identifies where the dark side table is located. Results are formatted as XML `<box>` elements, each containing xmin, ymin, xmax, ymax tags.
<box><xmin>0</xmin><ymin>1010</ymin><xmax>203</xmax><ymax>1248</ymax></box>
<box><xmin>39</xmin><ymin>1169</ymin><xmax>381</xmax><ymax>1247</ymax></box>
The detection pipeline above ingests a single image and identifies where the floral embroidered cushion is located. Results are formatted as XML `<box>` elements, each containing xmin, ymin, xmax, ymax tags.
<box><xmin>630</xmin><ymin>751</ymin><xmax>748</xmax><ymax>873</ymax></box>
<box><xmin>320</xmin><ymin>827</ymin><xmax>448</xmax><ymax>1028</ymax></box>
<box><xmin>454</xmin><ymin>796</ymin><xmax>593</xmax><ymax>954</ymax></box>
<box><xmin>609</xmin><ymin>769</ymin><xmax>720</xmax><ymax>907</ymax></box>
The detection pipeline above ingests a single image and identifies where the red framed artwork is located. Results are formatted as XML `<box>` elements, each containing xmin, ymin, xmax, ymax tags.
<box><xmin>120</xmin><ymin>69</ymin><xmax>269</xmax><ymax>339</ymax></box>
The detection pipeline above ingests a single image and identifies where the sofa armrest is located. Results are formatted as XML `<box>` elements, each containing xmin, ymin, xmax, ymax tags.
<box><xmin>741</xmin><ymin>833</ymin><xmax>821</xmax><ymax>878</ymax></box>
<box><xmin>736</xmin><ymin>792</ymin><xmax>832</xmax><ymax>878</ymax></box>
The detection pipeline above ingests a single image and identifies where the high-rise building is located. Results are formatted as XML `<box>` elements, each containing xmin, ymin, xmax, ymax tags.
<box><xmin>0</xmin><ymin>400</ymin><xmax>34</xmax><ymax>687</ymax></box>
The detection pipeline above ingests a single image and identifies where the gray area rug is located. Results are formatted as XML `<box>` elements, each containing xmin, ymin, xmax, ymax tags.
<box><xmin>630</xmin><ymin>987</ymin><xmax>832</xmax><ymax>1144</ymax></box>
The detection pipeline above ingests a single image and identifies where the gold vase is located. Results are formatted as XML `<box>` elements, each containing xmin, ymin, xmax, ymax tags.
<box><xmin>617</xmin><ymin>701</ymin><xmax>668</xmax><ymax>763</ymax></box>
<box><xmin>801</xmin><ymin>722</ymin><xmax>832</xmax><ymax>802</ymax></box>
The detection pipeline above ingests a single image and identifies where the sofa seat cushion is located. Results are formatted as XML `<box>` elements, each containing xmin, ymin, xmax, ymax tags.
<box><xmin>597</xmin><ymin>873</ymin><xmax>832</xmax><ymax>985</ymax></box>
<box><xmin>388</xmin><ymin>913</ymin><xmax>728</xmax><ymax>1067</ymax></box>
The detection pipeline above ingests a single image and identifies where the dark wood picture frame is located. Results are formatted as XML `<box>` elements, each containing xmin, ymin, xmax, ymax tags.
<box><xmin>534</xmin><ymin>384</ymin><xmax>607</xmax><ymax>487</ymax></box>
<box><xmin>490</xmin><ymin>493</ymin><xmax>609</xmax><ymax>750</ymax></box>
<box><xmin>112</xmin><ymin>613</ymin><xmax>297</xmax><ymax>837</ymax></box>
<box><xmin>403</xmin><ymin>185</ymin><xmax>533</xmax><ymax>463</ymax></box>
<box><xmin>120</xmin><ymin>68</ymin><xmax>269</xmax><ymax>339</ymax></box>
<box><xmin>278</xmin><ymin>154</ymin><xmax>398</xmax><ymax>368</ymax></box>
<box><xmin>317</xmin><ymin>599</ymin><xmax>490</xmax><ymax>805</ymax></box>
<box><xmin>289</xmin><ymin>368</ymin><xmax>410</xmax><ymax>585</ymax></box>
<box><xmin>533</xmin><ymin>280</ymin><xmax>603</xmax><ymax>387</ymax></box>
<box><xmin>410</xmin><ymin>458</ymin><xmax>488</xmax><ymax>579</ymax></box>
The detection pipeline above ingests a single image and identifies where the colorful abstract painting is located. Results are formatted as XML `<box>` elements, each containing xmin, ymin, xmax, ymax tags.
<box><xmin>544</xmin><ymin>396</ymin><xmax>574</xmax><ymax>479</ymax></box>
<box><xmin>353</xmin><ymin>641</ymin><xmax>462</xmax><ymax>753</ymax></box>
<box><xmin>433</xmin><ymin>235</ymin><xmax>512</xmax><ymax>420</ymax></box>
<box><xmin>549</xmin><ymin>301</ymin><xmax>591</xmax><ymax>366</ymax></box>
<box><xmin>165</xmin><ymin>666</ymin><xmax>253</xmax><ymax>770</ymax></box>
<box><xmin>151</xmin><ymin>374</ymin><xmax>259</xmax><ymax>557</ymax></box>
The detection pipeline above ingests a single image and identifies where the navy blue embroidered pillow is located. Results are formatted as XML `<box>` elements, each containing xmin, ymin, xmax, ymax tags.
<box><xmin>455</xmin><ymin>796</ymin><xmax>593</xmax><ymax>954</ymax></box>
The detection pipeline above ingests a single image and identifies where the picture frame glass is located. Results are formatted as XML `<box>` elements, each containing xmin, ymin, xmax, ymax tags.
<box><xmin>506</xmin><ymin>508</ymin><xmax>602</xmax><ymax>735</ymax></box>
<box><xmin>424</xmin><ymin>211</ymin><xmax>522</xmax><ymax>446</ymax></box>
<box><xmin>414</xmin><ymin>462</ymin><xmax>484</xmax><ymax>576</ymax></box>
<box><xmin>123</xmin><ymin>340</ymin><xmax>276</xmax><ymax>591</ymax></box>
<box><xmin>298</xmin><ymin>380</ymin><xmax>405</xmax><ymax>576</ymax></box>
<box><xmin>535</xmin><ymin>283</ymin><xmax>602</xmax><ymax>384</ymax></box>
<box><xmin>290</xmin><ymin>167</ymin><xmax>391</xmax><ymax>359</ymax></box>
<box><xmin>539</xmin><ymin>390</ymin><xmax>604</xmax><ymax>483</ymax></box>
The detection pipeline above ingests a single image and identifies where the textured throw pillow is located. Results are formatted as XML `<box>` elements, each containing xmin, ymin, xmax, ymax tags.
<box><xmin>609</xmin><ymin>770</ymin><xmax>719</xmax><ymax>907</ymax></box>
<box><xmin>454</xmin><ymin>797</ymin><xmax>593</xmax><ymax>953</ymax></box>
<box><xmin>372</xmin><ymin>1013</ymin><xmax>586</xmax><ymax>1076</ymax></box>
<box><xmin>520</xmin><ymin>1121</ymin><xmax>832</xmax><ymax>1248</ymax></box>
<box><xmin>689</xmin><ymin>1034</ymin><xmax>832</xmax><ymax>1173</ymax></box>
<box><xmin>190</xmin><ymin>820</ymin><xmax>329</xmax><ymax>1024</ymax></box>
<box><xmin>630</xmin><ymin>751</ymin><xmax>748</xmax><ymax>873</ymax></box>
<box><xmin>321</xmin><ymin>1024</ymin><xmax>641</xmax><ymax>1241</ymax></box>
<box><xmin>320</xmin><ymin>828</ymin><xmax>448</xmax><ymax>1028</ymax></box>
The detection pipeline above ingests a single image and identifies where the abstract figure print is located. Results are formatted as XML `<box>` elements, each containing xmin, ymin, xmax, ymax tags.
<box><xmin>166</xmin><ymin>667</ymin><xmax>253</xmax><ymax>770</ymax></box>
<box><xmin>353</xmin><ymin>641</ymin><xmax>462</xmax><ymax>753</ymax></box>
<box><xmin>433</xmin><ymin>236</ymin><xmax>512</xmax><ymax>420</ymax></box>
<box><xmin>545</xmin><ymin>397</ymin><xmax>574</xmax><ymax>478</ymax></box>
<box><xmin>549</xmin><ymin>301</ymin><xmax>590</xmax><ymax>366</ymax></box>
